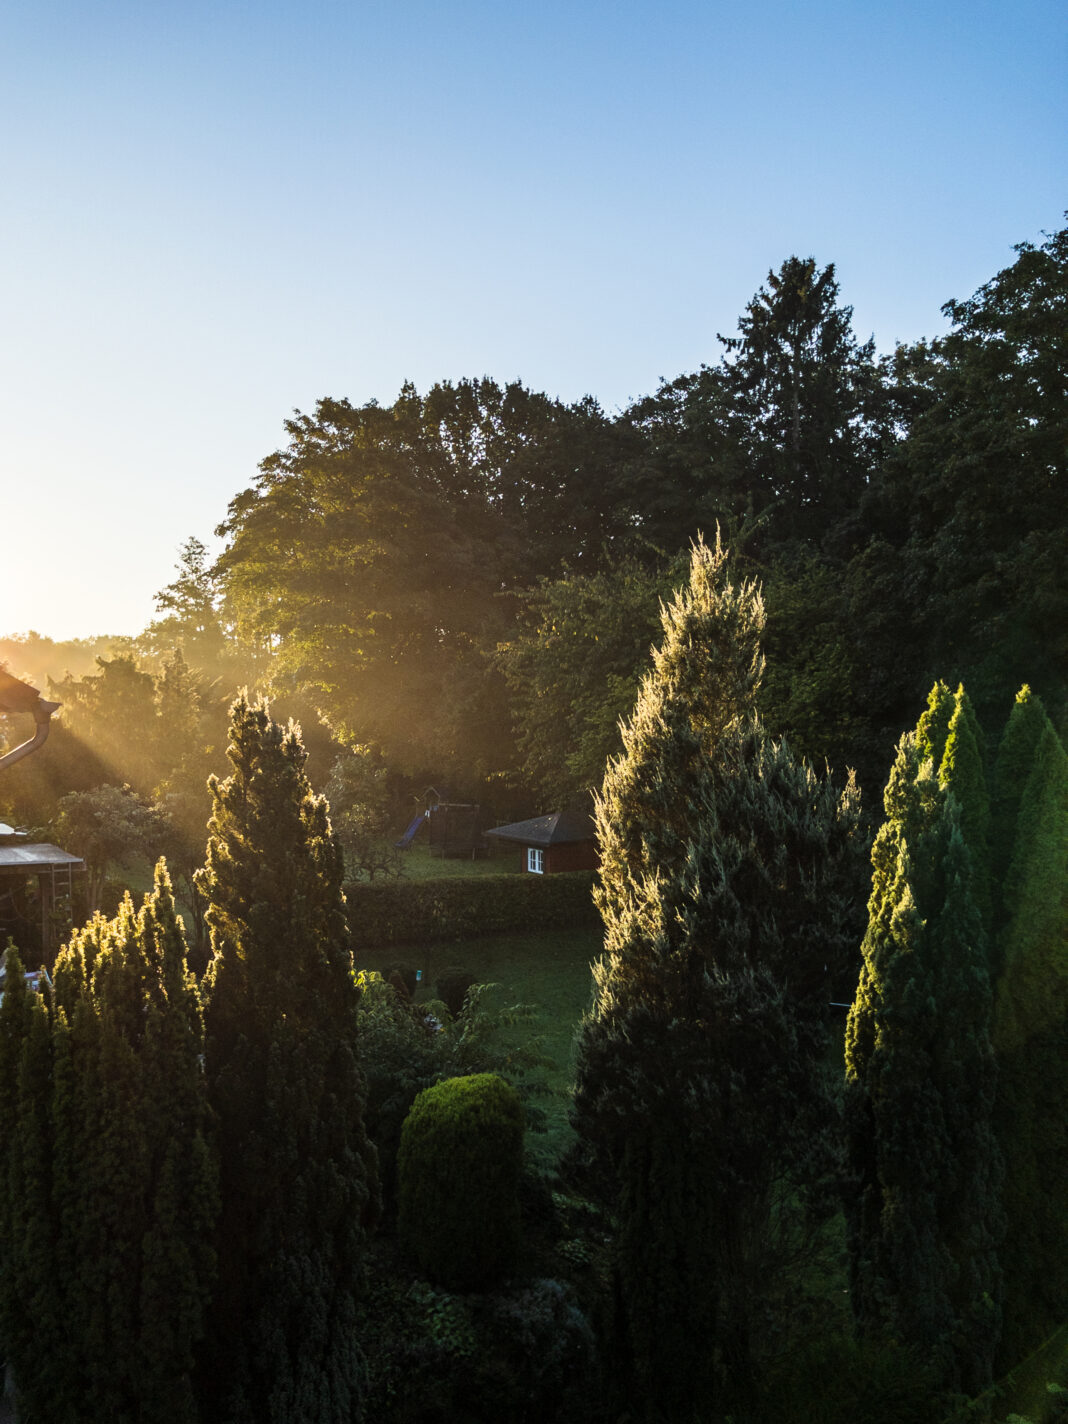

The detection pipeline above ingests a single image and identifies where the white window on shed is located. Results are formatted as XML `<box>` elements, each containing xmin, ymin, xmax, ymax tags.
<box><xmin>527</xmin><ymin>846</ymin><xmax>544</xmax><ymax>874</ymax></box>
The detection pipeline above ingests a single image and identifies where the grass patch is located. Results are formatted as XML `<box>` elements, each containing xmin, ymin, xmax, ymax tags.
<box><xmin>388</xmin><ymin>842</ymin><xmax>523</xmax><ymax>880</ymax></box>
<box><xmin>356</xmin><ymin>923</ymin><xmax>602</xmax><ymax>1168</ymax></box>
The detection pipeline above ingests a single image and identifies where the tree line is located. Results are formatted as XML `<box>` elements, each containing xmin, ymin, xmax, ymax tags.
<box><xmin>2</xmin><ymin>222</ymin><xmax>1064</xmax><ymax>849</ymax></box>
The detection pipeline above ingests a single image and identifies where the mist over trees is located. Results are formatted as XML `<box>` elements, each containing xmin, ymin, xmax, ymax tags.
<box><xmin>2</xmin><ymin>224</ymin><xmax>1063</xmax><ymax>824</ymax></box>
<box><xmin>206</xmin><ymin>223</ymin><xmax>1065</xmax><ymax>807</ymax></box>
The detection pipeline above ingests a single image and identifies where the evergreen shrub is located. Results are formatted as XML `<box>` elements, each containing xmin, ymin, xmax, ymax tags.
<box><xmin>763</xmin><ymin>1334</ymin><xmax>943</xmax><ymax>1424</ymax></box>
<box><xmin>345</xmin><ymin>869</ymin><xmax>597</xmax><ymax>949</ymax></box>
<box><xmin>436</xmin><ymin>966</ymin><xmax>477</xmax><ymax>1017</ymax></box>
<box><xmin>398</xmin><ymin>1073</ymin><xmax>524</xmax><ymax>1290</ymax></box>
<box><xmin>384</xmin><ymin>961</ymin><xmax>417</xmax><ymax>999</ymax></box>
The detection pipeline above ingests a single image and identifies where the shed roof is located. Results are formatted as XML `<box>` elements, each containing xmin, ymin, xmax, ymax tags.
<box><xmin>485</xmin><ymin>810</ymin><xmax>594</xmax><ymax>848</ymax></box>
<box><xmin>0</xmin><ymin>843</ymin><xmax>85</xmax><ymax>871</ymax></box>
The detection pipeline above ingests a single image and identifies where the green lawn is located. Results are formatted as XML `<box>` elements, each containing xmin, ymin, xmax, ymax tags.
<box><xmin>388</xmin><ymin>842</ymin><xmax>524</xmax><ymax>879</ymax></box>
<box><xmin>356</xmin><ymin>923</ymin><xmax>603</xmax><ymax>1168</ymax></box>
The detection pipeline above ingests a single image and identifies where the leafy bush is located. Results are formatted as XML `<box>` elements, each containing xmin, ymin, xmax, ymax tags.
<box><xmin>355</xmin><ymin>973</ymin><xmax>451</xmax><ymax>1214</ymax></box>
<box><xmin>474</xmin><ymin>1276</ymin><xmax>598</xmax><ymax>1422</ymax></box>
<box><xmin>345</xmin><ymin>869</ymin><xmax>597</xmax><ymax>948</ymax></box>
<box><xmin>51</xmin><ymin>783</ymin><xmax>165</xmax><ymax>912</ymax></box>
<box><xmin>398</xmin><ymin>1073</ymin><xmax>524</xmax><ymax>1290</ymax></box>
<box><xmin>355</xmin><ymin>973</ymin><xmax>553</xmax><ymax>1218</ymax></box>
<box><xmin>356</xmin><ymin>1253</ymin><xmax>599</xmax><ymax>1424</ymax></box>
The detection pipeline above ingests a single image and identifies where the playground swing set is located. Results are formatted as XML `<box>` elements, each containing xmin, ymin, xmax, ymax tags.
<box><xmin>395</xmin><ymin>788</ymin><xmax>486</xmax><ymax>860</ymax></box>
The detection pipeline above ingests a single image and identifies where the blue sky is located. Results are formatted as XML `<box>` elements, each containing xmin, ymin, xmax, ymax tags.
<box><xmin>1</xmin><ymin>0</ymin><xmax>1064</xmax><ymax>640</ymax></box>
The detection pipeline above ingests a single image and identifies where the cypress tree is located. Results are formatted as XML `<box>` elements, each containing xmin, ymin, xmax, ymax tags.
<box><xmin>915</xmin><ymin>678</ymin><xmax>954</xmax><ymax>769</ymax></box>
<box><xmin>572</xmin><ymin>538</ymin><xmax>862</xmax><ymax>1418</ymax></box>
<box><xmin>845</xmin><ymin>702</ymin><xmax>1002</xmax><ymax>1398</ymax></box>
<box><xmin>0</xmin><ymin>964</ymin><xmax>63</xmax><ymax>1422</ymax></box>
<box><xmin>0</xmin><ymin>868</ymin><xmax>216</xmax><ymax>1424</ymax></box>
<box><xmin>991</xmin><ymin>718</ymin><xmax>1068</xmax><ymax>1369</ymax></box>
<box><xmin>135</xmin><ymin>869</ymin><xmax>219</xmax><ymax>1421</ymax></box>
<box><xmin>196</xmin><ymin>694</ymin><xmax>379</xmax><ymax>1424</ymax></box>
<box><xmin>990</xmin><ymin>684</ymin><xmax>1049</xmax><ymax>911</ymax></box>
<box><xmin>938</xmin><ymin>684</ymin><xmax>992</xmax><ymax>930</ymax></box>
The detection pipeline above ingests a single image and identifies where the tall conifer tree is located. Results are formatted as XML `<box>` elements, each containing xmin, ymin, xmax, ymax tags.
<box><xmin>846</xmin><ymin>696</ymin><xmax>1002</xmax><ymax>1398</ymax></box>
<box><xmin>990</xmin><ymin>684</ymin><xmax>1049</xmax><ymax>913</ymax></box>
<box><xmin>572</xmin><ymin>538</ymin><xmax>862</xmax><ymax>1417</ymax></box>
<box><xmin>915</xmin><ymin>678</ymin><xmax>954</xmax><ymax>768</ymax></box>
<box><xmin>196</xmin><ymin>694</ymin><xmax>379</xmax><ymax>1424</ymax></box>
<box><xmin>991</xmin><ymin>713</ymin><xmax>1068</xmax><ymax>1368</ymax></box>
<box><xmin>0</xmin><ymin>867</ymin><xmax>216</xmax><ymax>1424</ymax></box>
<box><xmin>938</xmin><ymin>685</ymin><xmax>991</xmax><ymax>929</ymax></box>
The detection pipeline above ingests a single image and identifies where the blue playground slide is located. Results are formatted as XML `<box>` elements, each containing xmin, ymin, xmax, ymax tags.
<box><xmin>395</xmin><ymin>812</ymin><xmax>426</xmax><ymax>849</ymax></box>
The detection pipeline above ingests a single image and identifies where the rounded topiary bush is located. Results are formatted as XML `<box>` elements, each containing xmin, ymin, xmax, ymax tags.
<box><xmin>398</xmin><ymin>1073</ymin><xmax>524</xmax><ymax>1290</ymax></box>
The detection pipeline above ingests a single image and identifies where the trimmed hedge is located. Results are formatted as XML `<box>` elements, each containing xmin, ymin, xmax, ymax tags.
<box><xmin>344</xmin><ymin>869</ymin><xmax>597</xmax><ymax>950</ymax></box>
<box><xmin>398</xmin><ymin>1073</ymin><xmax>524</xmax><ymax>1290</ymax></box>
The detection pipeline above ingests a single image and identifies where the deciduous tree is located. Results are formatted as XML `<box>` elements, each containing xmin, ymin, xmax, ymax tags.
<box><xmin>50</xmin><ymin>655</ymin><xmax>161</xmax><ymax>795</ymax></box>
<box><xmin>143</xmin><ymin>537</ymin><xmax>233</xmax><ymax>675</ymax></box>
<box><xmin>52</xmin><ymin>783</ymin><xmax>165</xmax><ymax>911</ymax></box>
<box><xmin>214</xmin><ymin>379</ymin><xmax>637</xmax><ymax>787</ymax></box>
<box><xmin>863</xmin><ymin>224</ymin><xmax>1068</xmax><ymax>730</ymax></box>
<box><xmin>495</xmin><ymin>553</ymin><xmax>687</xmax><ymax>804</ymax></box>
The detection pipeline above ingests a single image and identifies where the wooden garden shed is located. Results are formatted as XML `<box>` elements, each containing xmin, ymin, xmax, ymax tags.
<box><xmin>484</xmin><ymin>809</ymin><xmax>598</xmax><ymax>875</ymax></box>
<box><xmin>0</xmin><ymin>836</ymin><xmax>85</xmax><ymax>959</ymax></box>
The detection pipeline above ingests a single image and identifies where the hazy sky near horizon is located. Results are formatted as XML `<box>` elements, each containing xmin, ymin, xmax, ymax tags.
<box><xmin>1</xmin><ymin>0</ymin><xmax>1064</xmax><ymax>642</ymax></box>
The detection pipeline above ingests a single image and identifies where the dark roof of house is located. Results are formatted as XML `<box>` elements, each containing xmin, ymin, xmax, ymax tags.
<box><xmin>485</xmin><ymin>810</ymin><xmax>595</xmax><ymax>848</ymax></box>
<box><xmin>0</xmin><ymin>669</ymin><xmax>43</xmax><ymax>715</ymax></box>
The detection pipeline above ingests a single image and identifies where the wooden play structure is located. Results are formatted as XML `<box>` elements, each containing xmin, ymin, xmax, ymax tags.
<box><xmin>404</xmin><ymin>788</ymin><xmax>485</xmax><ymax>859</ymax></box>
